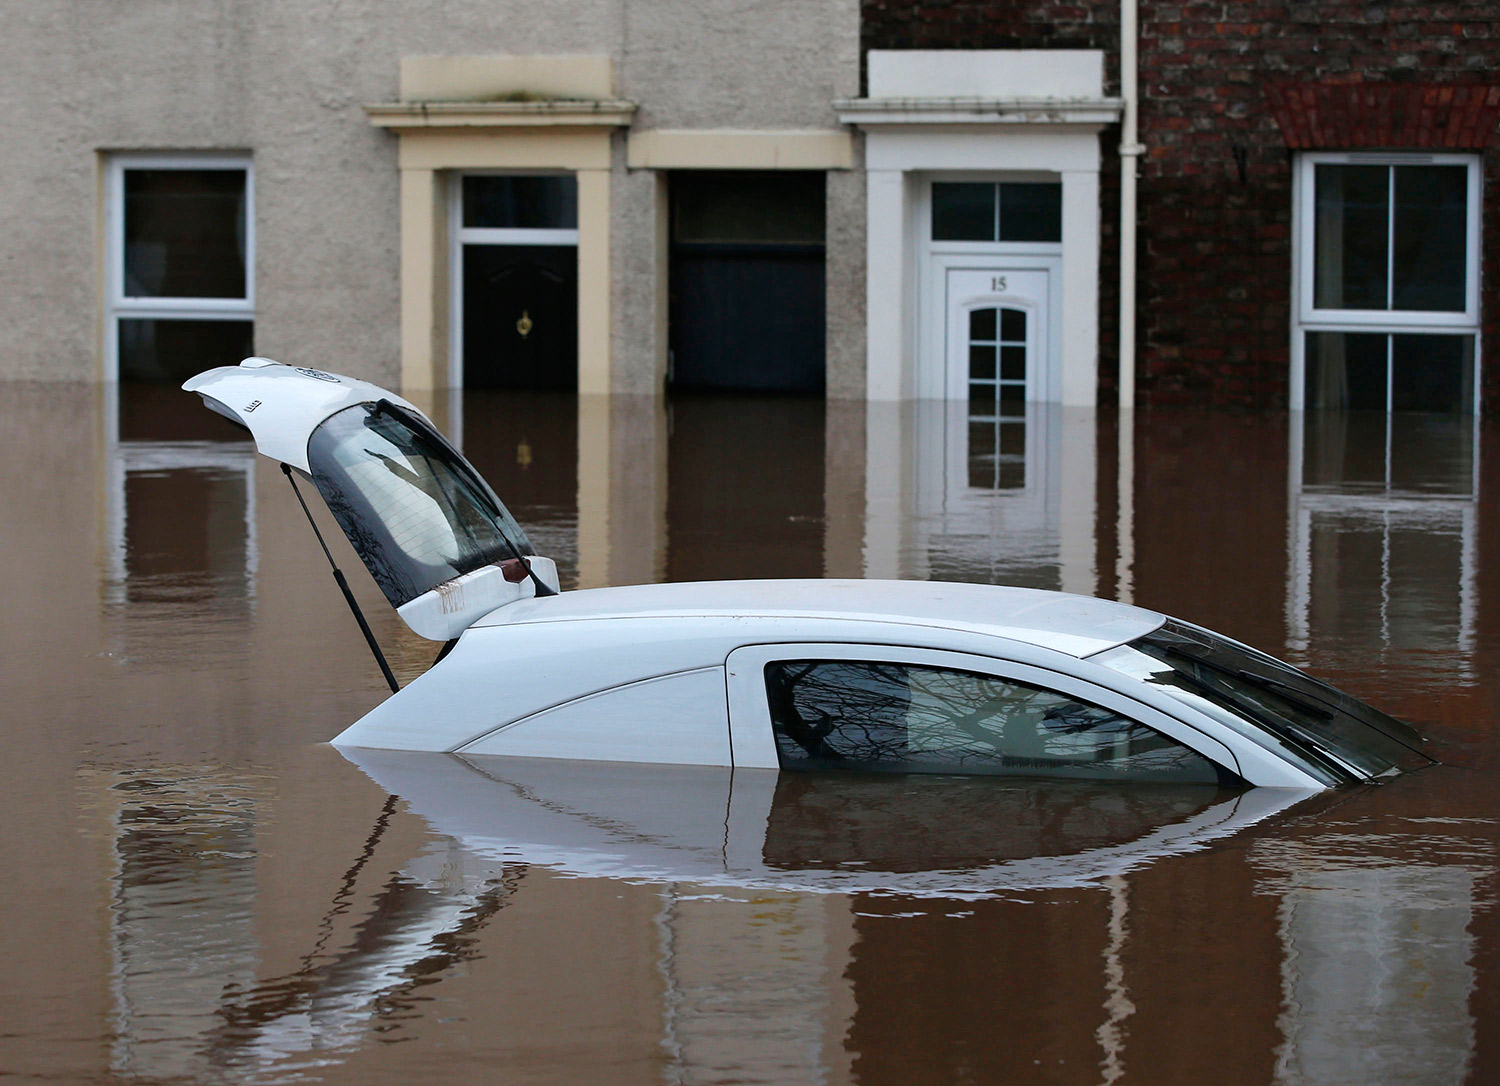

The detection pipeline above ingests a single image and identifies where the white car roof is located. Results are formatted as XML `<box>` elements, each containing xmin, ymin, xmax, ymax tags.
<box><xmin>472</xmin><ymin>579</ymin><xmax>1165</xmax><ymax>658</ymax></box>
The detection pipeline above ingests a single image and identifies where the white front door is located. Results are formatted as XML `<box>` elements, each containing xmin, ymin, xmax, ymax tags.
<box><xmin>943</xmin><ymin>267</ymin><xmax>1051</xmax><ymax>404</ymax></box>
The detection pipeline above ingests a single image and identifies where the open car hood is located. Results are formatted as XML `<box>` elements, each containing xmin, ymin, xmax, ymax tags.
<box><xmin>184</xmin><ymin>358</ymin><xmax>559</xmax><ymax>640</ymax></box>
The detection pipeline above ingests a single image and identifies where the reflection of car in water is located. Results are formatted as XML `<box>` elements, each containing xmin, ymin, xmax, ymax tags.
<box><xmin>184</xmin><ymin>358</ymin><xmax>1432</xmax><ymax>789</ymax></box>
<box><xmin>340</xmin><ymin>750</ymin><xmax>1318</xmax><ymax>895</ymax></box>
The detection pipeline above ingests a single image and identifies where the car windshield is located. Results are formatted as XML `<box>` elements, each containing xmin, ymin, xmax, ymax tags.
<box><xmin>307</xmin><ymin>401</ymin><xmax>536</xmax><ymax>607</ymax></box>
<box><xmin>1094</xmin><ymin>619</ymin><xmax>1429</xmax><ymax>783</ymax></box>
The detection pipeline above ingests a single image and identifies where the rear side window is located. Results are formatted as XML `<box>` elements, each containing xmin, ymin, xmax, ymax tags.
<box><xmin>765</xmin><ymin>660</ymin><xmax>1229</xmax><ymax>784</ymax></box>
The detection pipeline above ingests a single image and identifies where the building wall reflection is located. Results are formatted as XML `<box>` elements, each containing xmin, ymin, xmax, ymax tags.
<box><xmin>1254</xmin><ymin>837</ymin><xmax>1486</xmax><ymax>1085</ymax></box>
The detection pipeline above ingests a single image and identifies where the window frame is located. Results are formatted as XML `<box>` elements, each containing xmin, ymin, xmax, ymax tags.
<box><xmin>723</xmin><ymin>642</ymin><xmax>1242</xmax><ymax>778</ymax></box>
<box><xmin>1291</xmin><ymin>152</ymin><xmax>1482</xmax><ymax>412</ymax></box>
<box><xmin>104</xmin><ymin>153</ymin><xmax>255</xmax><ymax>380</ymax></box>
<box><xmin>1294</xmin><ymin>152</ymin><xmax>1480</xmax><ymax>329</ymax></box>
<box><xmin>922</xmin><ymin>173</ymin><xmax>1066</xmax><ymax>258</ymax></box>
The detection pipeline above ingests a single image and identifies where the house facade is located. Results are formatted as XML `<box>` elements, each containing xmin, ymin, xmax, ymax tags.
<box><xmin>2</xmin><ymin>1</ymin><xmax>1497</xmax><ymax>416</ymax></box>
<box><xmin>0</xmin><ymin>1</ymin><xmax>864</xmax><ymax>395</ymax></box>
<box><xmin>866</xmin><ymin>0</ymin><xmax>1500</xmax><ymax>416</ymax></box>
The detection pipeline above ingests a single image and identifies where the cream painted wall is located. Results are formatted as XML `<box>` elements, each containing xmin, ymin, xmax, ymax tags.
<box><xmin>0</xmin><ymin>0</ymin><xmax>861</xmax><ymax>392</ymax></box>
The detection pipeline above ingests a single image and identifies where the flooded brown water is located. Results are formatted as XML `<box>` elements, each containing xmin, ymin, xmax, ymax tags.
<box><xmin>3</xmin><ymin>382</ymin><xmax>1500</xmax><ymax>1084</ymax></box>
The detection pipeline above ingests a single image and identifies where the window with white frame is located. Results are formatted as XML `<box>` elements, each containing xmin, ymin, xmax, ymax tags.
<box><xmin>106</xmin><ymin>154</ymin><xmax>254</xmax><ymax>382</ymax></box>
<box><xmin>1294</xmin><ymin>152</ymin><xmax>1480</xmax><ymax>413</ymax></box>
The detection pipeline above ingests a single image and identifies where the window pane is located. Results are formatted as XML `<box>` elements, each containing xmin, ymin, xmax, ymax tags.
<box><xmin>1000</xmin><ymin>345</ymin><xmax>1026</xmax><ymax>381</ymax></box>
<box><xmin>967</xmin><ymin>420</ymin><xmax>996</xmax><ymax>488</ymax></box>
<box><xmin>118</xmin><ymin>318</ymin><xmax>252</xmax><ymax>383</ymax></box>
<box><xmin>999</xmin><ymin>182</ymin><xmax>1062</xmax><ymax>242</ymax></box>
<box><xmin>1391</xmin><ymin>334</ymin><xmax>1473</xmax><ymax>414</ymax></box>
<box><xmin>968</xmin><ymin>307</ymin><xmax>996</xmax><ymax>342</ymax></box>
<box><xmin>1304</xmin><ymin>332</ymin><xmax>1388</xmax><ymax>411</ymax></box>
<box><xmin>999</xmin><ymin>383</ymin><xmax>1025</xmax><ymax>417</ymax></box>
<box><xmin>1301</xmin><ymin>410</ymin><xmax>1389</xmax><ymax>491</ymax></box>
<box><xmin>672</xmin><ymin>171</ymin><xmax>825</xmax><ymax>245</ymax></box>
<box><xmin>765</xmin><ymin>660</ymin><xmax>1223</xmax><ymax>782</ymax></box>
<box><xmin>1313</xmin><ymin>165</ymin><xmax>1388</xmax><ymax>310</ymax></box>
<box><xmin>932</xmin><ymin>182</ymin><xmax>995</xmax><ymax>241</ymax></box>
<box><xmin>1392</xmin><ymin>166</ymin><xmax>1468</xmax><ymax>312</ymax></box>
<box><xmin>1000</xmin><ymin>308</ymin><xmax>1027</xmax><ymax>342</ymax></box>
<box><xmin>968</xmin><ymin>382</ymin><xmax>995</xmax><ymax>415</ymax></box>
<box><xmin>463</xmin><ymin>175</ymin><xmax>577</xmax><ymax>230</ymax></box>
<box><xmin>1388</xmin><ymin>413</ymin><xmax>1475</xmax><ymax>495</ymax></box>
<box><xmin>999</xmin><ymin>421</ymin><xmax>1025</xmax><ymax>457</ymax></box>
<box><xmin>123</xmin><ymin>169</ymin><xmax>246</xmax><ymax>299</ymax></box>
<box><xmin>969</xmin><ymin>344</ymin><xmax>996</xmax><ymax>380</ymax></box>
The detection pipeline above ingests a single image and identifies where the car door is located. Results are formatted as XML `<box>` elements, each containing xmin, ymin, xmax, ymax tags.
<box><xmin>725</xmin><ymin>643</ymin><xmax>1243</xmax><ymax>784</ymax></box>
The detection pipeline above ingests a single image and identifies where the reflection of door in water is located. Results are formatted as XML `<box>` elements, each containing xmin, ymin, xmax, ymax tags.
<box><xmin>462</xmin><ymin>245</ymin><xmax>577</xmax><ymax>391</ymax></box>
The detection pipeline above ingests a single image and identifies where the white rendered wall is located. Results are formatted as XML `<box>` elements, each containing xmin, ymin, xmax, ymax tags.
<box><xmin>868</xmin><ymin>50</ymin><xmax>1105</xmax><ymax>99</ymax></box>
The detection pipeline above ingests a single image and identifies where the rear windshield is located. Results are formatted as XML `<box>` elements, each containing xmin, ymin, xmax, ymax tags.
<box><xmin>307</xmin><ymin>402</ymin><xmax>535</xmax><ymax>607</ymax></box>
<box><xmin>1095</xmin><ymin>620</ymin><xmax>1428</xmax><ymax>784</ymax></box>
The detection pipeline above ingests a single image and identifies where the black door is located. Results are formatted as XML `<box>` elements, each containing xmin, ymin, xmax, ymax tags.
<box><xmin>462</xmin><ymin>245</ymin><xmax>578</xmax><ymax>391</ymax></box>
<box><xmin>669</xmin><ymin>171</ymin><xmax>826</xmax><ymax>393</ymax></box>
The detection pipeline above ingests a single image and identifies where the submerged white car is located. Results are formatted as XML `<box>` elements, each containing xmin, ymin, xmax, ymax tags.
<box><xmin>185</xmin><ymin>358</ymin><xmax>1430</xmax><ymax>790</ymax></box>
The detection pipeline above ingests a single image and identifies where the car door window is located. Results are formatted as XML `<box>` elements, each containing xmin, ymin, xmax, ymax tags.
<box><xmin>764</xmin><ymin>660</ymin><xmax>1228</xmax><ymax>784</ymax></box>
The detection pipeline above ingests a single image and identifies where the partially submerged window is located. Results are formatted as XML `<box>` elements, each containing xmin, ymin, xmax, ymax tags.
<box><xmin>107</xmin><ymin>155</ymin><xmax>254</xmax><ymax>382</ymax></box>
<box><xmin>765</xmin><ymin>660</ymin><xmax>1226</xmax><ymax>783</ymax></box>
<box><xmin>307</xmin><ymin>403</ymin><xmax>535</xmax><ymax>607</ymax></box>
<box><xmin>1295</xmin><ymin>154</ymin><xmax>1480</xmax><ymax>413</ymax></box>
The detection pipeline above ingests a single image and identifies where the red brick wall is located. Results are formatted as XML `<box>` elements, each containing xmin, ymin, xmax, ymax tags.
<box><xmin>863</xmin><ymin>0</ymin><xmax>1500</xmax><ymax>411</ymax></box>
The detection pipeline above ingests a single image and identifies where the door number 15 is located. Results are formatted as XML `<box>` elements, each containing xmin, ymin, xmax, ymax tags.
<box><xmin>990</xmin><ymin>276</ymin><xmax>1008</xmax><ymax>293</ymax></box>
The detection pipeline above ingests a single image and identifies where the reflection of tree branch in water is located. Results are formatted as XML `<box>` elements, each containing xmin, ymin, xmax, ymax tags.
<box><xmin>205</xmin><ymin>796</ymin><xmax>525</xmax><ymax>1071</ymax></box>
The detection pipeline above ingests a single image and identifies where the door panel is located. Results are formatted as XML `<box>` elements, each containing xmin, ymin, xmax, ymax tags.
<box><xmin>462</xmin><ymin>244</ymin><xmax>577</xmax><ymax>391</ymax></box>
<box><xmin>944</xmin><ymin>268</ymin><xmax>1049</xmax><ymax>402</ymax></box>
<box><xmin>669</xmin><ymin>170</ymin><xmax>827</xmax><ymax>392</ymax></box>
<box><xmin>670</xmin><ymin>248</ymin><xmax>825</xmax><ymax>391</ymax></box>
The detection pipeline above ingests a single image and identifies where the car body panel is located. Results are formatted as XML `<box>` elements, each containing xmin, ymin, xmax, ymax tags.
<box><xmin>183</xmin><ymin>358</ymin><xmax>558</xmax><ymax>639</ymax></box>
<box><xmin>333</xmin><ymin>604</ymin><xmax>1325</xmax><ymax>787</ymax></box>
<box><xmin>395</xmin><ymin>556</ymin><xmax>559</xmax><ymax>641</ymax></box>
<box><xmin>455</xmin><ymin>666</ymin><xmax>733</xmax><ymax>765</ymax></box>
<box><xmin>182</xmin><ymin>357</ymin><xmax>424</xmax><ymax>473</ymax></box>
<box><xmin>332</xmin><ymin>607</ymin><xmax>1163</xmax><ymax>755</ymax></box>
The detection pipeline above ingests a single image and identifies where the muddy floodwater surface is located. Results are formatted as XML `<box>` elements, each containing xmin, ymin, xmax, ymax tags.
<box><xmin>4</xmin><ymin>382</ymin><xmax>1500</xmax><ymax>1085</ymax></box>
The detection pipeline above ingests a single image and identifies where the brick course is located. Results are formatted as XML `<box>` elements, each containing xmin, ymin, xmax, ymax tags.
<box><xmin>864</xmin><ymin>0</ymin><xmax>1500</xmax><ymax>411</ymax></box>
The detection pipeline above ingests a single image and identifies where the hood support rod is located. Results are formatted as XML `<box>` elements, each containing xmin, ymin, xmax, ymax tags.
<box><xmin>282</xmin><ymin>464</ymin><xmax>400</xmax><ymax>694</ymax></box>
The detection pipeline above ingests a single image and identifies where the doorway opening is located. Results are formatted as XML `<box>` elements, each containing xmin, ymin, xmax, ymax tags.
<box><xmin>668</xmin><ymin>171</ymin><xmax>826</xmax><ymax>393</ymax></box>
<box><xmin>453</xmin><ymin>174</ymin><xmax>578</xmax><ymax>391</ymax></box>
